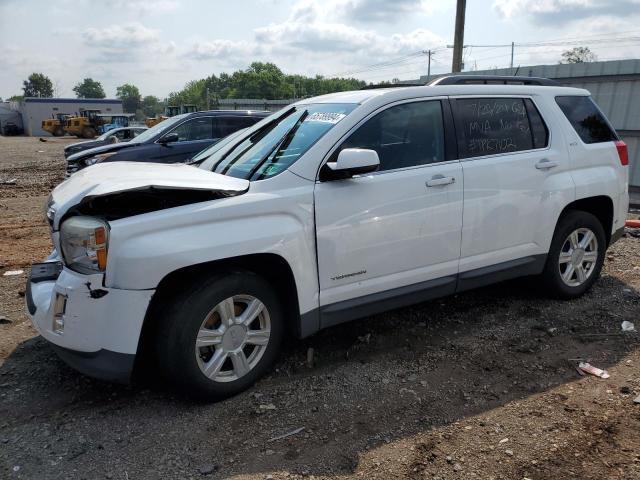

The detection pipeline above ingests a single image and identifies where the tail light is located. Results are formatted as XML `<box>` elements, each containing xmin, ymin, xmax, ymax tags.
<box><xmin>615</xmin><ymin>140</ymin><xmax>628</xmax><ymax>166</ymax></box>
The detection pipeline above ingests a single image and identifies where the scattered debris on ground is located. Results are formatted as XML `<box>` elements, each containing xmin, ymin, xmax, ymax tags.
<box><xmin>0</xmin><ymin>136</ymin><xmax>639</xmax><ymax>479</ymax></box>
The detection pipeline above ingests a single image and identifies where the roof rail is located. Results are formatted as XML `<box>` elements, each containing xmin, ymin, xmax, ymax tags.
<box><xmin>428</xmin><ymin>75</ymin><xmax>559</xmax><ymax>86</ymax></box>
<box><xmin>360</xmin><ymin>83</ymin><xmax>425</xmax><ymax>90</ymax></box>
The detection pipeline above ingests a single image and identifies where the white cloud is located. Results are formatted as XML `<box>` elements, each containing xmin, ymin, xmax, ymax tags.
<box><xmin>82</xmin><ymin>22</ymin><xmax>160</xmax><ymax>48</ymax></box>
<box><xmin>493</xmin><ymin>0</ymin><xmax>640</xmax><ymax>24</ymax></box>
<box><xmin>110</xmin><ymin>0</ymin><xmax>179</xmax><ymax>13</ymax></box>
<box><xmin>186</xmin><ymin>40</ymin><xmax>256</xmax><ymax>60</ymax></box>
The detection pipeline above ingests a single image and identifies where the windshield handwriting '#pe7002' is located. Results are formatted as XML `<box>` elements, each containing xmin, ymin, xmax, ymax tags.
<box><xmin>28</xmin><ymin>77</ymin><xmax>629</xmax><ymax>400</ymax></box>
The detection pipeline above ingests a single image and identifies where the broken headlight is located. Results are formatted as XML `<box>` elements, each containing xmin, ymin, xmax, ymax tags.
<box><xmin>60</xmin><ymin>216</ymin><xmax>109</xmax><ymax>274</ymax></box>
<box><xmin>85</xmin><ymin>152</ymin><xmax>117</xmax><ymax>166</ymax></box>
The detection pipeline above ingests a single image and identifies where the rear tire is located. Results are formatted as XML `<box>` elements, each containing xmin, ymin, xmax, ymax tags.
<box><xmin>541</xmin><ymin>210</ymin><xmax>606</xmax><ymax>299</ymax></box>
<box><xmin>54</xmin><ymin>127</ymin><xmax>64</xmax><ymax>137</ymax></box>
<box><xmin>154</xmin><ymin>271</ymin><xmax>284</xmax><ymax>400</ymax></box>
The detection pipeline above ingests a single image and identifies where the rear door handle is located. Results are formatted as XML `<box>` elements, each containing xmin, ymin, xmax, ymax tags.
<box><xmin>426</xmin><ymin>175</ymin><xmax>455</xmax><ymax>187</ymax></box>
<box><xmin>535</xmin><ymin>159</ymin><xmax>559</xmax><ymax>170</ymax></box>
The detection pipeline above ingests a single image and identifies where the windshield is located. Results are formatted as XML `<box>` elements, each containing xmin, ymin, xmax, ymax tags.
<box><xmin>129</xmin><ymin>114</ymin><xmax>187</xmax><ymax>144</ymax></box>
<box><xmin>196</xmin><ymin>103</ymin><xmax>356</xmax><ymax>180</ymax></box>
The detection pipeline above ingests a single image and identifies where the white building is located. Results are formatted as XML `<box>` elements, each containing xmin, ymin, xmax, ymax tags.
<box><xmin>17</xmin><ymin>97</ymin><xmax>123</xmax><ymax>136</ymax></box>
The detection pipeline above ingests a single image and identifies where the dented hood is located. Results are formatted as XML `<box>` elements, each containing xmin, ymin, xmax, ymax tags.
<box><xmin>50</xmin><ymin>161</ymin><xmax>249</xmax><ymax>228</ymax></box>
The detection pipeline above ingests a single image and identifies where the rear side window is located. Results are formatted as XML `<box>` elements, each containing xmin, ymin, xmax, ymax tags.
<box><xmin>336</xmin><ymin>100</ymin><xmax>445</xmax><ymax>171</ymax></box>
<box><xmin>555</xmin><ymin>96</ymin><xmax>617</xmax><ymax>144</ymax></box>
<box><xmin>454</xmin><ymin>97</ymin><xmax>548</xmax><ymax>158</ymax></box>
<box><xmin>215</xmin><ymin>116</ymin><xmax>258</xmax><ymax>137</ymax></box>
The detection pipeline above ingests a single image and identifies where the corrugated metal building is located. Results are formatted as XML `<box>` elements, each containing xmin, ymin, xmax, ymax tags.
<box><xmin>412</xmin><ymin>59</ymin><xmax>640</xmax><ymax>188</ymax></box>
<box><xmin>17</xmin><ymin>98</ymin><xmax>123</xmax><ymax>136</ymax></box>
<box><xmin>214</xmin><ymin>98</ymin><xmax>293</xmax><ymax>112</ymax></box>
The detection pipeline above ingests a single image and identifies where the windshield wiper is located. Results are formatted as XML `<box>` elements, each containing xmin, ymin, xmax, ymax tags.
<box><xmin>248</xmin><ymin>109</ymin><xmax>309</xmax><ymax>180</ymax></box>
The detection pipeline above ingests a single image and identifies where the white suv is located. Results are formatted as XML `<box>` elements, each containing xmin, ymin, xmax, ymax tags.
<box><xmin>27</xmin><ymin>76</ymin><xmax>629</xmax><ymax>399</ymax></box>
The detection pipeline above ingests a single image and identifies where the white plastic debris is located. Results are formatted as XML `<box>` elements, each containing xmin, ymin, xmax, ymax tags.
<box><xmin>2</xmin><ymin>270</ymin><xmax>24</xmax><ymax>276</ymax></box>
<box><xmin>621</xmin><ymin>321</ymin><xmax>636</xmax><ymax>332</ymax></box>
<box><xmin>578</xmin><ymin>362</ymin><xmax>610</xmax><ymax>379</ymax></box>
<box><xmin>634</xmin><ymin>395</ymin><xmax>640</xmax><ymax>404</ymax></box>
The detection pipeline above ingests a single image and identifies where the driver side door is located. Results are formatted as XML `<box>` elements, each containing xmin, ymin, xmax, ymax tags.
<box><xmin>314</xmin><ymin>99</ymin><xmax>463</xmax><ymax>327</ymax></box>
<box><xmin>149</xmin><ymin>116</ymin><xmax>217</xmax><ymax>163</ymax></box>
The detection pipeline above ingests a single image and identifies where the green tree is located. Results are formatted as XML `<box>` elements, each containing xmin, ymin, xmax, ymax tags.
<box><xmin>22</xmin><ymin>73</ymin><xmax>54</xmax><ymax>98</ymax></box>
<box><xmin>7</xmin><ymin>95</ymin><xmax>23</xmax><ymax>102</ymax></box>
<box><xmin>141</xmin><ymin>95</ymin><xmax>163</xmax><ymax>117</ymax></box>
<box><xmin>560</xmin><ymin>47</ymin><xmax>597</xmax><ymax>64</ymax></box>
<box><xmin>116</xmin><ymin>83</ymin><xmax>141</xmax><ymax>113</ymax></box>
<box><xmin>73</xmin><ymin>78</ymin><xmax>106</xmax><ymax>98</ymax></box>
<box><xmin>167</xmin><ymin>62</ymin><xmax>365</xmax><ymax>105</ymax></box>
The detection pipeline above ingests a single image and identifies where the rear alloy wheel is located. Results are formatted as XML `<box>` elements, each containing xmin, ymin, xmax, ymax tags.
<box><xmin>155</xmin><ymin>272</ymin><xmax>283</xmax><ymax>400</ymax></box>
<box><xmin>558</xmin><ymin>228</ymin><xmax>599</xmax><ymax>287</ymax></box>
<box><xmin>541</xmin><ymin>211</ymin><xmax>605</xmax><ymax>298</ymax></box>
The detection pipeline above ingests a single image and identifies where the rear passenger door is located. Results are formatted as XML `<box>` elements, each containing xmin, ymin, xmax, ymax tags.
<box><xmin>214</xmin><ymin>116</ymin><xmax>260</xmax><ymax>140</ymax></box>
<box><xmin>315</xmin><ymin>99</ymin><xmax>463</xmax><ymax>314</ymax></box>
<box><xmin>452</xmin><ymin>96</ymin><xmax>573</xmax><ymax>283</ymax></box>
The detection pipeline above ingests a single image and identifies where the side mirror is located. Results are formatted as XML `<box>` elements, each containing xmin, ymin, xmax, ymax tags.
<box><xmin>159</xmin><ymin>132</ymin><xmax>179</xmax><ymax>144</ymax></box>
<box><xmin>321</xmin><ymin>148</ymin><xmax>380</xmax><ymax>180</ymax></box>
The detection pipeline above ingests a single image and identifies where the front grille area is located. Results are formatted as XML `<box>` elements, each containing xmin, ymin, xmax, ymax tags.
<box><xmin>66</xmin><ymin>160</ymin><xmax>80</xmax><ymax>176</ymax></box>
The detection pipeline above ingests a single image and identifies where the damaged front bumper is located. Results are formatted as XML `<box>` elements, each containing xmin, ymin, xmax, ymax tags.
<box><xmin>26</xmin><ymin>255</ymin><xmax>154</xmax><ymax>383</ymax></box>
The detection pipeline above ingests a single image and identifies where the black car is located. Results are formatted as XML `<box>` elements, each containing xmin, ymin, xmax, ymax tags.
<box><xmin>65</xmin><ymin>110</ymin><xmax>270</xmax><ymax>176</ymax></box>
<box><xmin>64</xmin><ymin>127</ymin><xmax>148</xmax><ymax>158</ymax></box>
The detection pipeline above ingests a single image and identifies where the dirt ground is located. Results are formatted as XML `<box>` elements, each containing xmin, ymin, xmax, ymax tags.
<box><xmin>0</xmin><ymin>136</ymin><xmax>639</xmax><ymax>480</ymax></box>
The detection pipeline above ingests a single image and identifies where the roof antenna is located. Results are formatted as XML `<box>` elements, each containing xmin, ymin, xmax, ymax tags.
<box><xmin>513</xmin><ymin>65</ymin><xmax>521</xmax><ymax>76</ymax></box>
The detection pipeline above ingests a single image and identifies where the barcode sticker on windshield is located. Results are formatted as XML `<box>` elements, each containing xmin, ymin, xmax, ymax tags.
<box><xmin>304</xmin><ymin>112</ymin><xmax>346</xmax><ymax>124</ymax></box>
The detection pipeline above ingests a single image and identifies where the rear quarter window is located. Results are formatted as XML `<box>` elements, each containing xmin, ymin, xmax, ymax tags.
<box><xmin>555</xmin><ymin>96</ymin><xmax>617</xmax><ymax>144</ymax></box>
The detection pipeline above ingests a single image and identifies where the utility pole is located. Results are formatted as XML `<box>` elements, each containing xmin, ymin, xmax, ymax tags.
<box><xmin>451</xmin><ymin>0</ymin><xmax>466</xmax><ymax>73</ymax></box>
<box><xmin>510</xmin><ymin>41</ymin><xmax>515</xmax><ymax>69</ymax></box>
<box><xmin>426</xmin><ymin>50</ymin><xmax>432</xmax><ymax>80</ymax></box>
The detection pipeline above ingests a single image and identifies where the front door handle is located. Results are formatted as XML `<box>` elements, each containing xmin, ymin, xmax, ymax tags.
<box><xmin>426</xmin><ymin>175</ymin><xmax>456</xmax><ymax>187</ymax></box>
<box><xmin>535</xmin><ymin>159</ymin><xmax>559</xmax><ymax>170</ymax></box>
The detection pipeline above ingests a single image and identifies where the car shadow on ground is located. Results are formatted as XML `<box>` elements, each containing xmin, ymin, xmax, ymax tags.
<box><xmin>1</xmin><ymin>275</ymin><xmax>638</xmax><ymax>479</ymax></box>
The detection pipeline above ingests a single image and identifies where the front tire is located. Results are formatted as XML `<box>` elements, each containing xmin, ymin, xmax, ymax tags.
<box><xmin>155</xmin><ymin>271</ymin><xmax>284</xmax><ymax>400</ymax></box>
<box><xmin>541</xmin><ymin>210</ymin><xmax>606</xmax><ymax>299</ymax></box>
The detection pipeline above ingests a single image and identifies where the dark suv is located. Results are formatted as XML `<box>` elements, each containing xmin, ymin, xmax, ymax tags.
<box><xmin>65</xmin><ymin>110</ymin><xmax>270</xmax><ymax>176</ymax></box>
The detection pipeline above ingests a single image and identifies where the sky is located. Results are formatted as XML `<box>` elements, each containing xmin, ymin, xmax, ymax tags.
<box><xmin>1</xmin><ymin>0</ymin><xmax>639</xmax><ymax>100</ymax></box>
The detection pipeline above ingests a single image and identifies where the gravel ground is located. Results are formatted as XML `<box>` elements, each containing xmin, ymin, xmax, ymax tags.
<box><xmin>0</xmin><ymin>136</ymin><xmax>639</xmax><ymax>480</ymax></box>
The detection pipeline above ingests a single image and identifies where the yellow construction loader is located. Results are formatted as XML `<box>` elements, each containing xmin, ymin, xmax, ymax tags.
<box><xmin>63</xmin><ymin>109</ymin><xmax>102</xmax><ymax>138</ymax></box>
<box><xmin>42</xmin><ymin>113</ymin><xmax>71</xmax><ymax>137</ymax></box>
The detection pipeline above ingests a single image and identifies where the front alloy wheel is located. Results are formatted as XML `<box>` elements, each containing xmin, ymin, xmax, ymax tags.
<box><xmin>196</xmin><ymin>295</ymin><xmax>271</xmax><ymax>382</ymax></box>
<box><xmin>155</xmin><ymin>271</ymin><xmax>283</xmax><ymax>400</ymax></box>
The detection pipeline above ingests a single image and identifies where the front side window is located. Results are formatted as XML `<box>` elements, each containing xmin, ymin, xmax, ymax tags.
<box><xmin>130</xmin><ymin>114</ymin><xmax>187</xmax><ymax>144</ymax></box>
<box><xmin>455</xmin><ymin>97</ymin><xmax>549</xmax><ymax>158</ymax></box>
<box><xmin>172</xmin><ymin>117</ymin><xmax>214</xmax><ymax>141</ymax></box>
<box><xmin>555</xmin><ymin>96</ymin><xmax>617</xmax><ymax>144</ymax></box>
<box><xmin>335</xmin><ymin>100</ymin><xmax>445</xmax><ymax>171</ymax></box>
<box><xmin>198</xmin><ymin>103</ymin><xmax>356</xmax><ymax>180</ymax></box>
